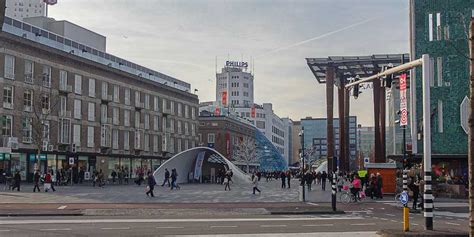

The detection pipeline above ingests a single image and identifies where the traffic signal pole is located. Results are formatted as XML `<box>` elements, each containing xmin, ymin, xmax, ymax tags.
<box><xmin>345</xmin><ymin>55</ymin><xmax>433</xmax><ymax>230</ymax></box>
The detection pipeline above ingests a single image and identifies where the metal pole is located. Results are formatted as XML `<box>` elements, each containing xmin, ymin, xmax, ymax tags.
<box><xmin>302</xmin><ymin>128</ymin><xmax>305</xmax><ymax>202</ymax></box>
<box><xmin>422</xmin><ymin>54</ymin><xmax>433</xmax><ymax>230</ymax></box>
<box><xmin>332</xmin><ymin>171</ymin><xmax>336</xmax><ymax>211</ymax></box>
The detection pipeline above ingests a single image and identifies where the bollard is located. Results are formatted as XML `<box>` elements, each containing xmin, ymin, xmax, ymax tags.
<box><xmin>403</xmin><ymin>206</ymin><xmax>410</xmax><ymax>231</ymax></box>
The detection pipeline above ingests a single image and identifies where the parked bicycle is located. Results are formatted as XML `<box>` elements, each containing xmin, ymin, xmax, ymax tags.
<box><xmin>339</xmin><ymin>185</ymin><xmax>367</xmax><ymax>204</ymax></box>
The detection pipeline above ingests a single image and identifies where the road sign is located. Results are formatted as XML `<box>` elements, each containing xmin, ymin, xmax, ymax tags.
<box><xmin>68</xmin><ymin>157</ymin><xmax>75</xmax><ymax>165</ymax></box>
<box><xmin>399</xmin><ymin>74</ymin><xmax>408</xmax><ymax>126</ymax></box>
<box><xmin>460</xmin><ymin>96</ymin><xmax>470</xmax><ymax>134</ymax></box>
<box><xmin>400</xmin><ymin>191</ymin><xmax>409</xmax><ymax>205</ymax></box>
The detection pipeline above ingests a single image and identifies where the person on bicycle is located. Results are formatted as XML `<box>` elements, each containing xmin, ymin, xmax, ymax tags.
<box><xmin>350</xmin><ymin>174</ymin><xmax>362</xmax><ymax>202</ymax></box>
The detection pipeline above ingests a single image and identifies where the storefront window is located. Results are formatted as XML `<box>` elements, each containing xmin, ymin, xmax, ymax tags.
<box><xmin>78</xmin><ymin>156</ymin><xmax>88</xmax><ymax>172</ymax></box>
<box><xmin>120</xmin><ymin>158</ymin><xmax>130</xmax><ymax>174</ymax></box>
<box><xmin>142</xmin><ymin>159</ymin><xmax>152</xmax><ymax>173</ymax></box>
<box><xmin>47</xmin><ymin>154</ymin><xmax>56</xmax><ymax>173</ymax></box>
<box><xmin>131</xmin><ymin>158</ymin><xmax>141</xmax><ymax>178</ymax></box>
<box><xmin>152</xmin><ymin>159</ymin><xmax>161</xmax><ymax>171</ymax></box>
<box><xmin>11</xmin><ymin>153</ymin><xmax>27</xmax><ymax>180</ymax></box>
<box><xmin>57</xmin><ymin>155</ymin><xmax>66</xmax><ymax>171</ymax></box>
<box><xmin>108</xmin><ymin>157</ymin><xmax>120</xmax><ymax>178</ymax></box>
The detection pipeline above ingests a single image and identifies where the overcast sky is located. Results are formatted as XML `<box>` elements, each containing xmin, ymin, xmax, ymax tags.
<box><xmin>49</xmin><ymin>0</ymin><xmax>409</xmax><ymax>126</ymax></box>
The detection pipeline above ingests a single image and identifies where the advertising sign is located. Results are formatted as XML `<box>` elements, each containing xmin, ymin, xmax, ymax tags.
<box><xmin>193</xmin><ymin>151</ymin><xmax>206</xmax><ymax>180</ymax></box>
<box><xmin>399</xmin><ymin>74</ymin><xmax>408</xmax><ymax>126</ymax></box>
<box><xmin>251</xmin><ymin>105</ymin><xmax>256</xmax><ymax>118</ymax></box>
<box><xmin>222</xmin><ymin>91</ymin><xmax>227</xmax><ymax>106</ymax></box>
<box><xmin>214</xmin><ymin>107</ymin><xmax>220</xmax><ymax>116</ymax></box>
<box><xmin>225</xmin><ymin>61</ymin><xmax>248</xmax><ymax>68</ymax></box>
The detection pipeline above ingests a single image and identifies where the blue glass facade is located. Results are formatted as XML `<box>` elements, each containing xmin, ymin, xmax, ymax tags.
<box><xmin>255</xmin><ymin>129</ymin><xmax>288</xmax><ymax>171</ymax></box>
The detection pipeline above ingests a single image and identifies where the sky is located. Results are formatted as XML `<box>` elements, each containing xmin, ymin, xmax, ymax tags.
<box><xmin>48</xmin><ymin>0</ymin><xmax>409</xmax><ymax>126</ymax></box>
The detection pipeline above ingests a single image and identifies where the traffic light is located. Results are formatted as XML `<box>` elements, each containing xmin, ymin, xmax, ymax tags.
<box><xmin>71</xmin><ymin>143</ymin><xmax>76</xmax><ymax>153</ymax></box>
<box><xmin>353</xmin><ymin>76</ymin><xmax>360</xmax><ymax>99</ymax></box>
<box><xmin>383</xmin><ymin>64</ymin><xmax>394</xmax><ymax>88</ymax></box>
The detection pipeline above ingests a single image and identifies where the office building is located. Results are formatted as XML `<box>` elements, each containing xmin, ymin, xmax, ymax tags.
<box><xmin>6</xmin><ymin>0</ymin><xmax>45</xmax><ymax>21</ymax></box>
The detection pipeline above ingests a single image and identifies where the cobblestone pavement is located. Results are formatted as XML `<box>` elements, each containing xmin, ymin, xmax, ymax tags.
<box><xmin>0</xmin><ymin>179</ymin><xmax>336</xmax><ymax>204</ymax></box>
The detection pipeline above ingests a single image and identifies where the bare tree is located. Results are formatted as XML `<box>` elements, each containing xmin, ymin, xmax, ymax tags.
<box><xmin>232</xmin><ymin>137</ymin><xmax>257</xmax><ymax>173</ymax></box>
<box><xmin>22</xmin><ymin>83</ymin><xmax>61</xmax><ymax>171</ymax></box>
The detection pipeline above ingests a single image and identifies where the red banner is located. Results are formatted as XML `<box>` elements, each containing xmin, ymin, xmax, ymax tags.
<box><xmin>214</xmin><ymin>107</ymin><xmax>220</xmax><ymax>116</ymax></box>
<box><xmin>222</xmin><ymin>91</ymin><xmax>227</xmax><ymax>106</ymax></box>
<box><xmin>225</xmin><ymin>133</ymin><xmax>230</xmax><ymax>155</ymax></box>
<box><xmin>251</xmin><ymin>105</ymin><xmax>256</xmax><ymax>118</ymax></box>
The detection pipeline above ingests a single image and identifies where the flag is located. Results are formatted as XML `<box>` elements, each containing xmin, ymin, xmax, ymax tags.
<box><xmin>44</xmin><ymin>0</ymin><xmax>58</xmax><ymax>5</ymax></box>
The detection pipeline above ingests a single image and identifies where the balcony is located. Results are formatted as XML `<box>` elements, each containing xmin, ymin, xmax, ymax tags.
<box><xmin>135</xmin><ymin>102</ymin><xmax>145</xmax><ymax>110</ymax></box>
<box><xmin>24</xmin><ymin>73</ymin><xmax>33</xmax><ymax>84</ymax></box>
<box><xmin>162</xmin><ymin>107</ymin><xmax>172</xmax><ymax>116</ymax></box>
<box><xmin>4</xmin><ymin>72</ymin><xmax>15</xmax><ymax>80</ymax></box>
<box><xmin>59</xmin><ymin>110</ymin><xmax>72</xmax><ymax>118</ymax></box>
<box><xmin>22</xmin><ymin>136</ymin><xmax>32</xmax><ymax>143</ymax></box>
<box><xmin>59</xmin><ymin>84</ymin><xmax>73</xmax><ymax>93</ymax></box>
<box><xmin>101</xmin><ymin>94</ymin><xmax>113</xmax><ymax>103</ymax></box>
<box><xmin>101</xmin><ymin>117</ymin><xmax>112</xmax><ymax>124</ymax></box>
<box><xmin>42</xmin><ymin>108</ymin><xmax>50</xmax><ymax>114</ymax></box>
<box><xmin>24</xmin><ymin>105</ymin><xmax>32</xmax><ymax>112</ymax></box>
<box><xmin>3</xmin><ymin>102</ymin><xmax>13</xmax><ymax>109</ymax></box>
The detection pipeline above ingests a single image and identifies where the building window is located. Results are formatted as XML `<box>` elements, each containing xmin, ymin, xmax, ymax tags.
<box><xmin>101</xmin><ymin>81</ymin><xmax>108</xmax><ymax>99</ymax></box>
<box><xmin>42</xmin><ymin>66</ymin><xmax>51</xmax><ymax>88</ymax></box>
<box><xmin>144</xmin><ymin>94</ymin><xmax>150</xmax><ymax>109</ymax></box>
<box><xmin>191</xmin><ymin>123</ymin><xmax>196</xmax><ymax>136</ymax></box>
<box><xmin>113</xmin><ymin>107</ymin><xmax>119</xmax><ymax>125</ymax></box>
<box><xmin>208</xmin><ymin>133</ymin><xmax>215</xmax><ymax>143</ymax></box>
<box><xmin>437</xmin><ymin>57</ymin><xmax>443</xmax><ymax>87</ymax></box>
<box><xmin>144</xmin><ymin>114</ymin><xmax>150</xmax><ymax>129</ymax></box>
<box><xmin>22</xmin><ymin>117</ymin><xmax>32</xmax><ymax>143</ymax></box>
<box><xmin>43</xmin><ymin>120</ymin><xmax>50</xmax><ymax>141</ymax></box>
<box><xmin>59</xmin><ymin>118</ymin><xmax>70</xmax><ymax>144</ymax></box>
<box><xmin>23</xmin><ymin>89</ymin><xmax>33</xmax><ymax>112</ymax></box>
<box><xmin>153</xmin><ymin>115</ymin><xmax>159</xmax><ymax>131</ymax></box>
<box><xmin>74</xmin><ymin>99</ymin><xmax>81</xmax><ymax>119</ymax></box>
<box><xmin>184</xmin><ymin>122</ymin><xmax>189</xmax><ymax>135</ymax></box>
<box><xmin>124</xmin><ymin>130</ymin><xmax>130</xmax><ymax>150</ymax></box>
<box><xmin>41</xmin><ymin>94</ymin><xmax>50</xmax><ymax>112</ymax></box>
<box><xmin>144</xmin><ymin>133</ymin><xmax>149</xmax><ymax>151</ymax></box>
<box><xmin>73</xmin><ymin>124</ymin><xmax>81</xmax><ymax>146</ymax></box>
<box><xmin>59</xmin><ymin>70</ymin><xmax>68</xmax><ymax>91</ymax></box>
<box><xmin>169</xmin><ymin>119</ymin><xmax>174</xmax><ymax>133</ymax></box>
<box><xmin>135</xmin><ymin>91</ymin><xmax>141</xmax><ymax>106</ymax></box>
<box><xmin>191</xmin><ymin>107</ymin><xmax>196</xmax><ymax>120</ymax></box>
<box><xmin>135</xmin><ymin>111</ymin><xmax>140</xmax><ymax>128</ymax></box>
<box><xmin>429</xmin><ymin>57</ymin><xmax>435</xmax><ymax>87</ymax></box>
<box><xmin>4</xmin><ymin>54</ymin><xmax>15</xmax><ymax>79</ymax></box>
<box><xmin>124</xmin><ymin>110</ymin><xmax>130</xmax><ymax>127</ymax></box>
<box><xmin>436</xmin><ymin>13</ymin><xmax>441</xmax><ymax>41</ymax></box>
<box><xmin>89</xmin><ymin>78</ymin><xmax>96</xmax><ymax>97</ymax></box>
<box><xmin>88</xmin><ymin>102</ymin><xmax>95</xmax><ymax>122</ymax></box>
<box><xmin>124</xmin><ymin>88</ymin><xmax>130</xmax><ymax>105</ymax></box>
<box><xmin>153</xmin><ymin>135</ymin><xmax>159</xmax><ymax>152</ymax></box>
<box><xmin>1</xmin><ymin>115</ymin><xmax>13</xmax><ymax>136</ymax></box>
<box><xmin>24</xmin><ymin>60</ymin><xmax>34</xmax><ymax>83</ymax></box>
<box><xmin>438</xmin><ymin>100</ymin><xmax>443</xmax><ymax>133</ymax></box>
<box><xmin>154</xmin><ymin>96</ymin><xmax>159</xmax><ymax>111</ymax></box>
<box><xmin>177</xmin><ymin>120</ymin><xmax>182</xmax><ymax>134</ymax></box>
<box><xmin>101</xmin><ymin>104</ymin><xmax>108</xmax><ymax>123</ymax></box>
<box><xmin>113</xmin><ymin>85</ymin><xmax>120</xmax><ymax>102</ymax></box>
<box><xmin>177</xmin><ymin>103</ymin><xmax>182</xmax><ymax>117</ymax></box>
<box><xmin>87</xmin><ymin>126</ymin><xmax>94</xmax><ymax>148</ymax></box>
<box><xmin>112</xmin><ymin>129</ymin><xmax>119</xmax><ymax>149</ymax></box>
<box><xmin>428</xmin><ymin>13</ymin><xmax>433</xmax><ymax>42</ymax></box>
<box><xmin>185</xmin><ymin>105</ymin><xmax>189</xmax><ymax>118</ymax></box>
<box><xmin>74</xmin><ymin>74</ymin><xmax>82</xmax><ymax>94</ymax></box>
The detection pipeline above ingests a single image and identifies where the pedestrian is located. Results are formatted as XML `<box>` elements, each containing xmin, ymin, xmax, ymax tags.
<box><xmin>368</xmin><ymin>173</ymin><xmax>377</xmax><ymax>199</ymax></box>
<box><xmin>280</xmin><ymin>171</ymin><xmax>286</xmax><ymax>188</ymax></box>
<box><xmin>33</xmin><ymin>170</ymin><xmax>41</xmax><ymax>192</ymax></box>
<box><xmin>321</xmin><ymin>171</ymin><xmax>328</xmax><ymax>191</ymax></box>
<box><xmin>252</xmin><ymin>174</ymin><xmax>261</xmax><ymax>194</ymax></box>
<box><xmin>351</xmin><ymin>174</ymin><xmax>362</xmax><ymax>202</ymax></box>
<box><xmin>124</xmin><ymin>168</ymin><xmax>129</xmax><ymax>184</ymax></box>
<box><xmin>44</xmin><ymin>170</ymin><xmax>56</xmax><ymax>192</ymax></box>
<box><xmin>286</xmin><ymin>170</ymin><xmax>291</xmax><ymax>189</ymax></box>
<box><xmin>161</xmin><ymin>168</ymin><xmax>171</xmax><ymax>187</ymax></box>
<box><xmin>98</xmin><ymin>169</ymin><xmax>105</xmax><ymax>187</ymax></box>
<box><xmin>305</xmin><ymin>171</ymin><xmax>312</xmax><ymax>191</ymax></box>
<box><xmin>409</xmin><ymin>176</ymin><xmax>420</xmax><ymax>210</ymax></box>
<box><xmin>170</xmin><ymin>168</ymin><xmax>180</xmax><ymax>190</ymax></box>
<box><xmin>12</xmin><ymin>170</ymin><xmax>21</xmax><ymax>191</ymax></box>
<box><xmin>376</xmin><ymin>172</ymin><xmax>383</xmax><ymax>199</ymax></box>
<box><xmin>224</xmin><ymin>174</ymin><xmax>231</xmax><ymax>191</ymax></box>
<box><xmin>146</xmin><ymin>172</ymin><xmax>156</xmax><ymax>197</ymax></box>
<box><xmin>79</xmin><ymin>167</ymin><xmax>85</xmax><ymax>184</ymax></box>
<box><xmin>111</xmin><ymin>170</ymin><xmax>117</xmax><ymax>184</ymax></box>
<box><xmin>337</xmin><ymin>173</ymin><xmax>344</xmax><ymax>192</ymax></box>
<box><xmin>256</xmin><ymin>171</ymin><xmax>261</xmax><ymax>181</ymax></box>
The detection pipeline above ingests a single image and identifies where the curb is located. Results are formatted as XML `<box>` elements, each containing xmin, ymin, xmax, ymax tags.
<box><xmin>377</xmin><ymin>229</ymin><xmax>469</xmax><ymax>237</ymax></box>
<box><xmin>269</xmin><ymin>210</ymin><xmax>345</xmax><ymax>215</ymax></box>
<box><xmin>0</xmin><ymin>213</ymin><xmax>83</xmax><ymax>217</ymax></box>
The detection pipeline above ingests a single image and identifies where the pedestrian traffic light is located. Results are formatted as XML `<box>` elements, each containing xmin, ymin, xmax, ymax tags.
<box><xmin>383</xmin><ymin>64</ymin><xmax>394</xmax><ymax>88</ymax></box>
<box><xmin>71</xmin><ymin>143</ymin><xmax>76</xmax><ymax>153</ymax></box>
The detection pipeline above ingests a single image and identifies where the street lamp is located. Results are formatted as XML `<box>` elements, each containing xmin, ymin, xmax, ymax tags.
<box><xmin>299</xmin><ymin>128</ymin><xmax>305</xmax><ymax>202</ymax></box>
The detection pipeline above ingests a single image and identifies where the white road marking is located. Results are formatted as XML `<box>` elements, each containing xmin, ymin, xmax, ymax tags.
<box><xmin>101</xmin><ymin>227</ymin><xmax>131</xmax><ymax>230</ymax></box>
<box><xmin>302</xmin><ymin>224</ymin><xmax>334</xmax><ymax>227</ymax></box>
<box><xmin>57</xmin><ymin>205</ymin><xmax>67</xmax><ymax>210</ymax></box>
<box><xmin>385</xmin><ymin>214</ymin><xmax>395</xmax><ymax>217</ymax></box>
<box><xmin>40</xmin><ymin>228</ymin><xmax>71</xmax><ymax>231</ymax></box>
<box><xmin>445</xmin><ymin>222</ymin><xmax>461</xmax><ymax>226</ymax></box>
<box><xmin>390</xmin><ymin>220</ymin><xmax>397</xmax><ymax>223</ymax></box>
<box><xmin>380</xmin><ymin>218</ymin><xmax>388</xmax><ymax>221</ymax></box>
<box><xmin>0</xmin><ymin>217</ymin><xmax>362</xmax><ymax>225</ymax></box>
<box><xmin>412</xmin><ymin>223</ymin><xmax>419</xmax><ymax>226</ymax></box>
<box><xmin>307</xmin><ymin>202</ymin><xmax>319</xmax><ymax>206</ymax></box>
<box><xmin>156</xmin><ymin>226</ymin><xmax>184</xmax><ymax>229</ymax></box>
<box><xmin>173</xmin><ymin>232</ymin><xmax>378</xmax><ymax>237</ymax></box>
<box><xmin>0</xmin><ymin>230</ymin><xmax>11</xmax><ymax>232</ymax></box>
<box><xmin>351</xmin><ymin>223</ymin><xmax>376</xmax><ymax>226</ymax></box>
<box><xmin>210</xmin><ymin>226</ymin><xmax>237</xmax><ymax>228</ymax></box>
<box><xmin>260</xmin><ymin>225</ymin><xmax>287</xmax><ymax>228</ymax></box>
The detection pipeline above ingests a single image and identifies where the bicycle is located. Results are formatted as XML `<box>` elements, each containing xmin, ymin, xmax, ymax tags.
<box><xmin>340</xmin><ymin>188</ymin><xmax>366</xmax><ymax>204</ymax></box>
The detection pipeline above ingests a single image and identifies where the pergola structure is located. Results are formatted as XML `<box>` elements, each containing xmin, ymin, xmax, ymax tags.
<box><xmin>306</xmin><ymin>54</ymin><xmax>409</xmax><ymax>172</ymax></box>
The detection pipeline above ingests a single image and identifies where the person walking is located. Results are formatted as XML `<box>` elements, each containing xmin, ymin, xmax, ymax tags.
<box><xmin>111</xmin><ymin>170</ymin><xmax>117</xmax><ymax>184</ymax></box>
<box><xmin>252</xmin><ymin>174</ymin><xmax>261</xmax><ymax>194</ymax></box>
<box><xmin>321</xmin><ymin>171</ymin><xmax>328</xmax><ymax>191</ymax></box>
<box><xmin>98</xmin><ymin>169</ymin><xmax>105</xmax><ymax>187</ymax></box>
<box><xmin>79</xmin><ymin>167</ymin><xmax>85</xmax><ymax>184</ymax></box>
<box><xmin>33</xmin><ymin>170</ymin><xmax>41</xmax><ymax>192</ymax></box>
<box><xmin>286</xmin><ymin>170</ymin><xmax>291</xmax><ymax>189</ymax></box>
<box><xmin>410</xmin><ymin>175</ymin><xmax>421</xmax><ymax>210</ymax></box>
<box><xmin>351</xmin><ymin>174</ymin><xmax>362</xmax><ymax>202</ymax></box>
<box><xmin>146</xmin><ymin>172</ymin><xmax>156</xmax><ymax>197</ymax></box>
<box><xmin>280</xmin><ymin>171</ymin><xmax>286</xmax><ymax>188</ymax></box>
<box><xmin>305</xmin><ymin>171</ymin><xmax>312</xmax><ymax>191</ymax></box>
<box><xmin>170</xmin><ymin>168</ymin><xmax>180</xmax><ymax>190</ymax></box>
<box><xmin>44</xmin><ymin>170</ymin><xmax>56</xmax><ymax>192</ymax></box>
<box><xmin>224</xmin><ymin>174</ymin><xmax>231</xmax><ymax>191</ymax></box>
<box><xmin>161</xmin><ymin>168</ymin><xmax>171</xmax><ymax>187</ymax></box>
<box><xmin>12</xmin><ymin>170</ymin><xmax>21</xmax><ymax>191</ymax></box>
<box><xmin>376</xmin><ymin>172</ymin><xmax>383</xmax><ymax>199</ymax></box>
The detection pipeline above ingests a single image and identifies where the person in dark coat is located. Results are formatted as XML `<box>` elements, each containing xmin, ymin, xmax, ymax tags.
<box><xmin>321</xmin><ymin>171</ymin><xmax>328</xmax><ymax>191</ymax></box>
<box><xmin>146</xmin><ymin>172</ymin><xmax>156</xmax><ymax>197</ymax></box>
<box><xmin>12</xmin><ymin>170</ymin><xmax>21</xmax><ymax>191</ymax></box>
<box><xmin>161</xmin><ymin>168</ymin><xmax>170</xmax><ymax>187</ymax></box>
<box><xmin>280</xmin><ymin>171</ymin><xmax>286</xmax><ymax>188</ymax></box>
<box><xmin>286</xmin><ymin>170</ymin><xmax>291</xmax><ymax>189</ymax></box>
<box><xmin>33</xmin><ymin>170</ymin><xmax>41</xmax><ymax>192</ymax></box>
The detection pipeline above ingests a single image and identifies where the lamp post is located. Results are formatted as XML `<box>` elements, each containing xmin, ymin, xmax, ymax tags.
<box><xmin>299</xmin><ymin>128</ymin><xmax>305</xmax><ymax>202</ymax></box>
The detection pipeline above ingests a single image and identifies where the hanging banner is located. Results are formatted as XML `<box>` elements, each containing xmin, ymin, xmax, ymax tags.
<box><xmin>251</xmin><ymin>105</ymin><xmax>256</xmax><ymax>118</ymax></box>
<box><xmin>193</xmin><ymin>151</ymin><xmax>206</xmax><ymax>180</ymax></box>
<box><xmin>225</xmin><ymin>133</ymin><xmax>230</xmax><ymax>155</ymax></box>
<box><xmin>214</xmin><ymin>107</ymin><xmax>220</xmax><ymax>116</ymax></box>
<box><xmin>222</xmin><ymin>91</ymin><xmax>228</xmax><ymax>106</ymax></box>
<box><xmin>399</xmin><ymin>73</ymin><xmax>408</xmax><ymax>126</ymax></box>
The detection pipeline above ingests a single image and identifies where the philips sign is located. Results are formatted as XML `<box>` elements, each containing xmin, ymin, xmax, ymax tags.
<box><xmin>226</xmin><ymin>61</ymin><xmax>248</xmax><ymax>68</ymax></box>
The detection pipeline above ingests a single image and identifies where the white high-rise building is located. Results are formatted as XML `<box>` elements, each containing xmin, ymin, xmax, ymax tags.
<box><xmin>212</xmin><ymin>61</ymin><xmax>292</xmax><ymax>164</ymax></box>
<box><xmin>6</xmin><ymin>0</ymin><xmax>46</xmax><ymax>21</ymax></box>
